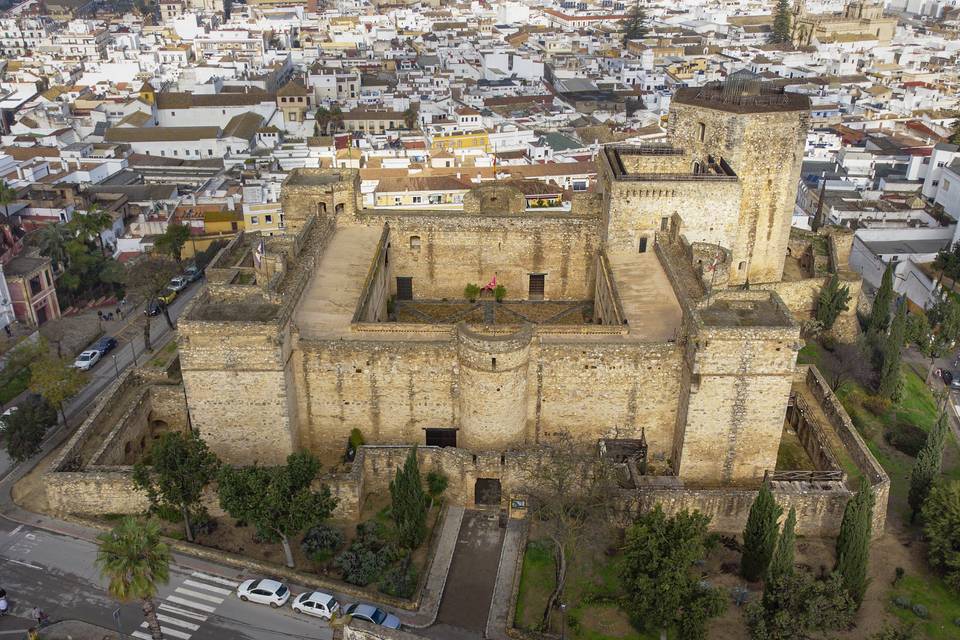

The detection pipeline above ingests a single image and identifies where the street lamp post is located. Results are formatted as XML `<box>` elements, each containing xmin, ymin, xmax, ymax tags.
<box><xmin>559</xmin><ymin>602</ymin><xmax>566</xmax><ymax>640</ymax></box>
<box><xmin>130</xmin><ymin>339</ymin><xmax>137</xmax><ymax>366</ymax></box>
<box><xmin>112</xmin><ymin>354</ymin><xmax>119</xmax><ymax>381</ymax></box>
<box><xmin>112</xmin><ymin>607</ymin><xmax>125</xmax><ymax>639</ymax></box>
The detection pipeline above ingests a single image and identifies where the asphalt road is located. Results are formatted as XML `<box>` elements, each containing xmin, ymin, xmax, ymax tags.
<box><xmin>0</xmin><ymin>285</ymin><xmax>198</xmax><ymax>483</ymax></box>
<box><xmin>0</xmin><ymin>280</ymin><xmax>361</xmax><ymax>640</ymax></box>
<box><xmin>0</xmin><ymin>515</ymin><xmax>333</xmax><ymax>640</ymax></box>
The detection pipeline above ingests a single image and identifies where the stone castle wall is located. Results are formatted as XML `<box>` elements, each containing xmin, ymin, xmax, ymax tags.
<box><xmin>295</xmin><ymin>332</ymin><xmax>684</xmax><ymax>459</ymax></box>
<box><xmin>178</xmin><ymin>302</ymin><xmax>297</xmax><ymax>466</ymax></box>
<box><xmin>358</xmin><ymin>213</ymin><xmax>600</xmax><ymax>301</ymax></box>
<box><xmin>677</xmin><ymin>292</ymin><xmax>801</xmax><ymax>485</ymax></box>
<box><xmin>599</xmin><ymin>158</ymin><xmax>742</xmax><ymax>256</ymax></box>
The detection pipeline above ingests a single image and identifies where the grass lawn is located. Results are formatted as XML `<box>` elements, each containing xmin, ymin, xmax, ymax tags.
<box><xmin>888</xmin><ymin>574</ymin><xmax>960</xmax><ymax>639</ymax></box>
<box><xmin>776</xmin><ymin>426</ymin><xmax>816</xmax><ymax>470</ymax></box>
<box><xmin>0</xmin><ymin>366</ymin><xmax>30</xmax><ymax>405</ymax></box>
<box><xmin>514</xmin><ymin>534</ymin><xmax>662</xmax><ymax>640</ymax></box>
<box><xmin>148</xmin><ymin>341</ymin><xmax>178</xmax><ymax>368</ymax></box>
<box><xmin>801</xmin><ymin>338</ymin><xmax>960</xmax><ymax>638</ymax></box>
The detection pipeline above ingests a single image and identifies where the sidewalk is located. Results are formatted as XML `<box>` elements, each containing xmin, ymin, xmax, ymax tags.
<box><xmin>485</xmin><ymin>518</ymin><xmax>527</xmax><ymax>640</ymax></box>
<box><xmin>403</xmin><ymin>506</ymin><xmax>464</xmax><ymax>628</ymax></box>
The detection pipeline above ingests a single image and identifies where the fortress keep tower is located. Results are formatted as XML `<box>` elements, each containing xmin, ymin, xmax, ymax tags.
<box><xmin>669</xmin><ymin>76</ymin><xmax>811</xmax><ymax>285</ymax></box>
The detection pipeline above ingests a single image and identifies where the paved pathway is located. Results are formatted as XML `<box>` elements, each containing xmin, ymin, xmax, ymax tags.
<box><xmin>486</xmin><ymin>518</ymin><xmax>527</xmax><ymax>640</ymax></box>
<box><xmin>422</xmin><ymin>510</ymin><xmax>505</xmax><ymax>640</ymax></box>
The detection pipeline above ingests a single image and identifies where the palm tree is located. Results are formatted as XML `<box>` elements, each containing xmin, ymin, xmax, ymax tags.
<box><xmin>36</xmin><ymin>224</ymin><xmax>71</xmax><ymax>271</ymax></box>
<box><xmin>329</xmin><ymin>104</ymin><xmax>344</xmax><ymax>134</ymax></box>
<box><xmin>70</xmin><ymin>204</ymin><xmax>113</xmax><ymax>255</ymax></box>
<box><xmin>96</xmin><ymin>517</ymin><xmax>170</xmax><ymax>640</ymax></box>
<box><xmin>403</xmin><ymin>104</ymin><xmax>419</xmax><ymax>130</ymax></box>
<box><xmin>0</xmin><ymin>180</ymin><xmax>17</xmax><ymax>223</ymax></box>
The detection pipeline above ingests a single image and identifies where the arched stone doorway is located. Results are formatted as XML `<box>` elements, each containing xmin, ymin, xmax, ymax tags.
<box><xmin>474</xmin><ymin>478</ymin><xmax>502</xmax><ymax>506</ymax></box>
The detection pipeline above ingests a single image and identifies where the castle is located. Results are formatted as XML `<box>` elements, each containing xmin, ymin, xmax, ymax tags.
<box><xmin>44</xmin><ymin>78</ymin><xmax>889</xmax><ymax>538</ymax></box>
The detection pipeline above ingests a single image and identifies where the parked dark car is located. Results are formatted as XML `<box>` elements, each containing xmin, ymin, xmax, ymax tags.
<box><xmin>146</xmin><ymin>299</ymin><xmax>163</xmax><ymax>316</ymax></box>
<box><xmin>95</xmin><ymin>336</ymin><xmax>118</xmax><ymax>355</ymax></box>
<box><xmin>183</xmin><ymin>265</ymin><xmax>203</xmax><ymax>282</ymax></box>
<box><xmin>943</xmin><ymin>370</ymin><xmax>955</xmax><ymax>386</ymax></box>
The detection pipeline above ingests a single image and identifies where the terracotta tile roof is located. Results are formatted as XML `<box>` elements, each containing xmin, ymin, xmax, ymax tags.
<box><xmin>155</xmin><ymin>91</ymin><xmax>273</xmax><ymax>110</ymax></box>
<box><xmin>375</xmin><ymin>175</ymin><xmax>473</xmax><ymax>192</ymax></box>
<box><xmin>105</xmin><ymin>126</ymin><xmax>220</xmax><ymax>143</ymax></box>
<box><xmin>503</xmin><ymin>161</ymin><xmax>596</xmax><ymax>178</ymax></box>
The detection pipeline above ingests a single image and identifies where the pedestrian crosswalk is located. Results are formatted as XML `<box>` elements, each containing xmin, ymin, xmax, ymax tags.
<box><xmin>130</xmin><ymin>571</ymin><xmax>238</xmax><ymax>640</ymax></box>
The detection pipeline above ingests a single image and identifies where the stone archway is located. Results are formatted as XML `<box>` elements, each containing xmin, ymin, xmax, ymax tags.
<box><xmin>474</xmin><ymin>478</ymin><xmax>502</xmax><ymax>506</ymax></box>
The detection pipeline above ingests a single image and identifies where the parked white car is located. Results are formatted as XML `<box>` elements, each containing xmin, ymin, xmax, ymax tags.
<box><xmin>0</xmin><ymin>406</ymin><xmax>17</xmax><ymax>432</ymax></box>
<box><xmin>292</xmin><ymin>591</ymin><xmax>340</xmax><ymax>619</ymax></box>
<box><xmin>73</xmin><ymin>350</ymin><xmax>101</xmax><ymax>371</ymax></box>
<box><xmin>236</xmin><ymin>579</ymin><xmax>290</xmax><ymax>608</ymax></box>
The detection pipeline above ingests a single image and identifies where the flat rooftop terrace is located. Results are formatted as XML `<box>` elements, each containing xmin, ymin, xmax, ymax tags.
<box><xmin>606</xmin><ymin>251</ymin><xmax>683</xmax><ymax>342</ymax></box>
<box><xmin>699</xmin><ymin>298</ymin><xmax>793</xmax><ymax>327</ymax></box>
<box><xmin>295</xmin><ymin>225</ymin><xmax>384</xmax><ymax>339</ymax></box>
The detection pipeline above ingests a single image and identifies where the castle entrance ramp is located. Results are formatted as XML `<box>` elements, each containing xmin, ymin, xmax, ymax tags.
<box><xmin>426</xmin><ymin>510</ymin><xmax>505</xmax><ymax>639</ymax></box>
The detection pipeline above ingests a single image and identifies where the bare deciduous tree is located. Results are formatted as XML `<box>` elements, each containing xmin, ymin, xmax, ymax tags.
<box><xmin>522</xmin><ymin>435</ymin><xmax>619</xmax><ymax>630</ymax></box>
<box><xmin>127</xmin><ymin>256</ymin><xmax>179</xmax><ymax>351</ymax></box>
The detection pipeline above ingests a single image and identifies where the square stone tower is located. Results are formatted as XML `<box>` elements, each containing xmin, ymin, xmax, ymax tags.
<box><xmin>674</xmin><ymin>291</ymin><xmax>801</xmax><ymax>486</ymax></box>
<box><xmin>669</xmin><ymin>77</ymin><xmax>811</xmax><ymax>285</ymax></box>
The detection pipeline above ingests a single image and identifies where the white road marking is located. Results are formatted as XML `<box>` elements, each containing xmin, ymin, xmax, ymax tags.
<box><xmin>156</xmin><ymin>614</ymin><xmax>200</xmax><ymax>631</ymax></box>
<box><xmin>158</xmin><ymin>603</ymin><xmax>208</xmax><ymax>621</ymax></box>
<box><xmin>183</xmin><ymin>579</ymin><xmax>231</xmax><ymax>595</ymax></box>
<box><xmin>165</xmin><ymin>595</ymin><xmax>216</xmax><ymax>613</ymax></box>
<box><xmin>140</xmin><ymin>621</ymin><xmax>191</xmax><ymax>639</ymax></box>
<box><xmin>131</xmin><ymin>632</ymin><xmax>154</xmax><ymax>640</ymax></box>
<box><xmin>7</xmin><ymin>525</ymin><xmax>22</xmax><ymax>536</ymax></box>
<box><xmin>5</xmin><ymin>558</ymin><xmax>41</xmax><ymax>570</ymax></box>
<box><xmin>190</xmin><ymin>571</ymin><xmax>239</xmax><ymax>588</ymax></box>
<box><xmin>174</xmin><ymin>587</ymin><xmax>224</xmax><ymax>604</ymax></box>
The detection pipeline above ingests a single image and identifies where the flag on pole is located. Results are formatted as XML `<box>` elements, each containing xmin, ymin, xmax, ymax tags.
<box><xmin>482</xmin><ymin>275</ymin><xmax>497</xmax><ymax>291</ymax></box>
<box><xmin>254</xmin><ymin>238</ymin><xmax>265</xmax><ymax>268</ymax></box>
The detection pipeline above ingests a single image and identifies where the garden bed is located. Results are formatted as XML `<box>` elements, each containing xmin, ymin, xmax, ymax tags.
<box><xmin>144</xmin><ymin>500</ymin><xmax>443</xmax><ymax>603</ymax></box>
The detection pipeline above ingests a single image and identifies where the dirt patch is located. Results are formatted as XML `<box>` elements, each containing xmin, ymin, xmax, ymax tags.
<box><xmin>12</xmin><ymin>438</ymin><xmax>73</xmax><ymax>514</ymax></box>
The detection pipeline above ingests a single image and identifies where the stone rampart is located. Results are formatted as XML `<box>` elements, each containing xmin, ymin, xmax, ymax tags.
<box><xmin>803</xmin><ymin>365</ymin><xmax>889</xmax><ymax>536</ymax></box>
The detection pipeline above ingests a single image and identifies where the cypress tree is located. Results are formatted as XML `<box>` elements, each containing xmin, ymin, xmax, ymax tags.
<box><xmin>767</xmin><ymin>507</ymin><xmax>797</xmax><ymax>581</ymax></box>
<box><xmin>878</xmin><ymin>300</ymin><xmax>906</xmax><ymax>399</ymax></box>
<box><xmin>867</xmin><ymin>263</ymin><xmax>895</xmax><ymax>339</ymax></box>
<box><xmin>816</xmin><ymin>274</ymin><xmax>851</xmax><ymax>331</ymax></box>
<box><xmin>390</xmin><ymin>446</ymin><xmax>428</xmax><ymax>549</ymax></box>
<box><xmin>908</xmin><ymin>409</ymin><xmax>949</xmax><ymax>523</ymax></box>
<box><xmin>771</xmin><ymin>0</ymin><xmax>792</xmax><ymax>44</ymax></box>
<box><xmin>835</xmin><ymin>480</ymin><xmax>875</xmax><ymax>607</ymax></box>
<box><xmin>621</xmin><ymin>0</ymin><xmax>648</xmax><ymax>46</ymax></box>
<box><xmin>741</xmin><ymin>483</ymin><xmax>782</xmax><ymax>582</ymax></box>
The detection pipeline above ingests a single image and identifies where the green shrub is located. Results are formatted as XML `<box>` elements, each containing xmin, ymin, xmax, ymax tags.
<box><xmin>911</xmin><ymin>604</ymin><xmax>928</xmax><ymax>619</ymax></box>
<box><xmin>566</xmin><ymin>609</ymin><xmax>581</xmax><ymax>632</ymax></box>
<box><xmin>464</xmin><ymin>283</ymin><xmax>480</xmax><ymax>302</ymax></box>
<box><xmin>893</xmin><ymin>596</ymin><xmax>912</xmax><ymax>609</ymax></box>
<box><xmin>426</xmin><ymin>471</ymin><xmax>448</xmax><ymax>498</ymax></box>
<box><xmin>864</xmin><ymin>395</ymin><xmax>892</xmax><ymax>416</ymax></box>
<box><xmin>494</xmin><ymin>284</ymin><xmax>506</xmax><ymax>302</ymax></box>
<box><xmin>335</xmin><ymin>522</ymin><xmax>394</xmax><ymax>586</ymax></box>
<box><xmin>379</xmin><ymin>560</ymin><xmax>417</xmax><ymax>598</ymax></box>
<box><xmin>885</xmin><ymin>424</ymin><xmax>927</xmax><ymax>457</ymax></box>
<box><xmin>302</xmin><ymin>524</ymin><xmax>344</xmax><ymax>563</ymax></box>
<box><xmin>349</xmin><ymin>428</ymin><xmax>365</xmax><ymax>450</ymax></box>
